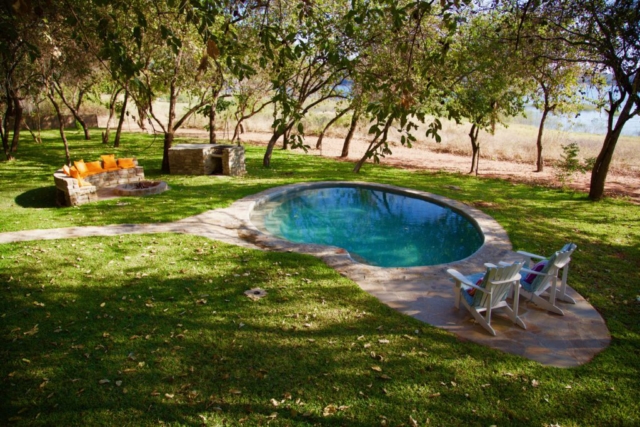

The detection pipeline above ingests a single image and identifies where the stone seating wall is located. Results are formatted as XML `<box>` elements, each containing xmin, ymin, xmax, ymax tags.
<box><xmin>53</xmin><ymin>159</ymin><xmax>144</xmax><ymax>207</ymax></box>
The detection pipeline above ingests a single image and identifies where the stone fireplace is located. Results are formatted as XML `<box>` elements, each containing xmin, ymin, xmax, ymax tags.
<box><xmin>168</xmin><ymin>143</ymin><xmax>246</xmax><ymax>176</ymax></box>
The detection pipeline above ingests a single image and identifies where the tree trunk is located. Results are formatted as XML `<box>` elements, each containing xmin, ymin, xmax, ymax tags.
<box><xmin>114</xmin><ymin>88</ymin><xmax>129</xmax><ymax>148</ymax></box>
<box><xmin>209</xmin><ymin>104</ymin><xmax>216</xmax><ymax>144</ymax></box>
<box><xmin>589</xmin><ymin>95</ymin><xmax>636</xmax><ymax>201</ymax></box>
<box><xmin>102</xmin><ymin>87</ymin><xmax>122</xmax><ymax>144</ymax></box>
<box><xmin>1</xmin><ymin>104</ymin><xmax>13</xmax><ymax>160</ymax></box>
<box><xmin>9</xmin><ymin>95</ymin><xmax>22</xmax><ymax>154</ymax></box>
<box><xmin>316</xmin><ymin>107</ymin><xmax>351</xmax><ymax>150</ymax></box>
<box><xmin>263</xmin><ymin>128</ymin><xmax>286</xmax><ymax>167</ymax></box>
<box><xmin>162</xmin><ymin>131</ymin><xmax>174</xmax><ymax>173</ymax></box>
<box><xmin>282</xmin><ymin>127</ymin><xmax>291</xmax><ymax>150</ymax></box>
<box><xmin>468</xmin><ymin>123</ymin><xmax>480</xmax><ymax>175</ymax></box>
<box><xmin>353</xmin><ymin>118</ymin><xmax>392</xmax><ymax>173</ymax></box>
<box><xmin>232</xmin><ymin>122</ymin><xmax>244</xmax><ymax>143</ymax></box>
<box><xmin>536</xmin><ymin>107</ymin><xmax>549</xmax><ymax>172</ymax></box>
<box><xmin>47</xmin><ymin>90</ymin><xmax>71</xmax><ymax>165</ymax></box>
<box><xmin>24</xmin><ymin>120</ymin><xmax>41</xmax><ymax>144</ymax></box>
<box><xmin>342</xmin><ymin>108</ymin><xmax>360</xmax><ymax>158</ymax></box>
<box><xmin>54</xmin><ymin>82</ymin><xmax>90</xmax><ymax>140</ymax></box>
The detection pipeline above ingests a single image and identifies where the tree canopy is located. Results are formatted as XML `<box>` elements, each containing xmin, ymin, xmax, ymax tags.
<box><xmin>1</xmin><ymin>0</ymin><xmax>637</xmax><ymax>200</ymax></box>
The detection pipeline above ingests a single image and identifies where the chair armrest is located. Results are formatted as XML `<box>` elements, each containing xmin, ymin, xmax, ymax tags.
<box><xmin>446</xmin><ymin>269</ymin><xmax>474</xmax><ymax>286</ymax></box>
<box><xmin>520</xmin><ymin>267</ymin><xmax>551</xmax><ymax>277</ymax></box>
<box><xmin>484</xmin><ymin>263</ymin><xmax>497</xmax><ymax>268</ymax></box>
<box><xmin>517</xmin><ymin>251</ymin><xmax>546</xmax><ymax>260</ymax></box>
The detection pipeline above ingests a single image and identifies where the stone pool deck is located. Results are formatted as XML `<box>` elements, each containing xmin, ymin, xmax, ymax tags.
<box><xmin>0</xmin><ymin>183</ymin><xmax>610</xmax><ymax>367</ymax></box>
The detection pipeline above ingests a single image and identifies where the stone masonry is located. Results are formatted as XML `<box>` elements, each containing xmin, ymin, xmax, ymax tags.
<box><xmin>53</xmin><ymin>160</ymin><xmax>144</xmax><ymax>207</ymax></box>
<box><xmin>168</xmin><ymin>143</ymin><xmax>246</xmax><ymax>176</ymax></box>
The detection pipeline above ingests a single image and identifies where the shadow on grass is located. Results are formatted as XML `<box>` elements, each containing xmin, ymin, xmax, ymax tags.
<box><xmin>14</xmin><ymin>186</ymin><xmax>58</xmax><ymax>208</ymax></box>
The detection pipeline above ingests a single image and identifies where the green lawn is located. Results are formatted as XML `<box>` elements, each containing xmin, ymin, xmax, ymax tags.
<box><xmin>1</xmin><ymin>130</ymin><xmax>639</xmax><ymax>426</ymax></box>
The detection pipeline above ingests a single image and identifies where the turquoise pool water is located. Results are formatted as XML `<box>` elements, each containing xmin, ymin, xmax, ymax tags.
<box><xmin>257</xmin><ymin>185</ymin><xmax>483</xmax><ymax>267</ymax></box>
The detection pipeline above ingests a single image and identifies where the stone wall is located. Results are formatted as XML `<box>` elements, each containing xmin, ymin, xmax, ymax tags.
<box><xmin>53</xmin><ymin>160</ymin><xmax>145</xmax><ymax>207</ymax></box>
<box><xmin>168</xmin><ymin>144</ymin><xmax>246</xmax><ymax>176</ymax></box>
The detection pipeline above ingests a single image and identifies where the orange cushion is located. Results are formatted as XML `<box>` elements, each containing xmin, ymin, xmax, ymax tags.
<box><xmin>101</xmin><ymin>154</ymin><xmax>118</xmax><ymax>170</ymax></box>
<box><xmin>118</xmin><ymin>158</ymin><xmax>136</xmax><ymax>169</ymax></box>
<box><xmin>78</xmin><ymin>177</ymin><xmax>92</xmax><ymax>187</ymax></box>
<box><xmin>85</xmin><ymin>161</ymin><xmax>104</xmax><ymax>175</ymax></box>
<box><xmin>69</xmin><ymin>167</ymin><xmax>90</xmax><ymax>187</ymax></box>
<box><xmin>62</xmin><ymin>165</ymin><xmax>71</xmax><ymax>176</ymax></box>
<box><xmin>73</xmin><ymin>160</ymin><xmax>88</xmax><ymax>177</ymax></box>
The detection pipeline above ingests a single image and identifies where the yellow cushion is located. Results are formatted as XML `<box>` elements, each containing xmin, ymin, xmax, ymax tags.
<box><xmin>78</xmin><ymin>177</ymin><xmax>92</xmax><ymax>187</ymax></box>
<box><xmin>118</xmin><ymin>158</ymin><xmax>136</xmax><ymax>169</ymax></box>
<box><xmin>85</xmin><ymin>161</ymin><xmax>104</xmax><ymax>176</ymax></box>
<box><xmin>62</xmin><ymin>165</ymin><xmax>71</xmax><ymax>176</ymax></box>
<box><xmin>69</xmin><ymin>166</ymin><xmax>80</xmax><ymax>179</ymax></box>
<box><xmin>101</xmin><ymin>154</ymin><xmax>118</xmax><ymax>170</ymax></box>
<box><xmin>73</xmin><ymin>160</ymin><xmax>88</xmax><ymax>177</ymax></box>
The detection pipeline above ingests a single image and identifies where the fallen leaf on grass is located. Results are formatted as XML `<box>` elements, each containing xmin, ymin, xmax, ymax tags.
<box><xmin>371</xmin><ymin>366</ymin><xmax>382</xmax><ymax>372</ymax></box>
<box><xmin>429</xmin><ymin>392</ymin><xmax>441</xmax><ymax>398</ymax></box>
<box><xmin>409</xmin><ymin>415</ymin><xmax>419</xmax><ymax>427</ymax></box>
<box><xmin>99</xmin><ymin>379</ymin><xmax>110</xmax><ymax>384</ymax></box>
<box><xmin>378</xmin><ymin>374</ymin><xmax>392</xmax><ymax>380</ymax></box>
<box><xmin>165</xmin><ymin>393</ymin><xmax>174</xmax><ymax>399</ymax></box>
<box><xmin>323</xmin><ymin>404</ymin><xmax>337</xmax><ymax>416</ymax></box>
<box><xmin>229</xmin><ymin>389</ymin><xmax>242</xmax><ymax>395</ymax></box>
<box><xmin>23</xmin><ymin>325</ymin><xmax>39</xmax><ymax>336</ymax></box>
<box><xmin>378</xmin><ymin>339</ymin><xmax>390</xmax><ymax>344</ymax></box>
<box><xmin>532</xmin><ymin>379</ymin><xmax>540</xmax><ymax>387</ymax></box>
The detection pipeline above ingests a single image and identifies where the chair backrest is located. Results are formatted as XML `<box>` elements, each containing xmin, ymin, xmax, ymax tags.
<box><xmin>471</xmin><ymin>261</ymin><xmax>523</xmax><ymax>308</ymax></box>
<box><xmin>560</xmin><ymin>243</ymin><xmax>577</xmax><ymax>257</ymax></box>
<box><xmin>527</xmin><ymin>250</ymin><xmax>572</xmax><ymax>292</ymax></box>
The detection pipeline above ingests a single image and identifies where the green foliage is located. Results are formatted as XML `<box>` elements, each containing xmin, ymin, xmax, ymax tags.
<box><xmin>555</xmin><ymin>142</ymin><xmax>595</xmax><ymax>186</ymax></box>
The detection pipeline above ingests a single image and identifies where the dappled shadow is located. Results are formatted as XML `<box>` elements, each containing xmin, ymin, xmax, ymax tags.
<box><xmin>1</xmin><ymin>234</ymin><xmax>637</xmax><ymax>426</ymax></box>
<box><xmin>14</xmin><ymin>186</ymin><xmax>57</xmax><ymax>208</ymax></box>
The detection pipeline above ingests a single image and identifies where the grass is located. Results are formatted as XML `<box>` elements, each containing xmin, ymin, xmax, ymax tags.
<box><xmin>1</xmin><ymin>129</ymin><xmax>639</xmax><ymax>426</ymax></box>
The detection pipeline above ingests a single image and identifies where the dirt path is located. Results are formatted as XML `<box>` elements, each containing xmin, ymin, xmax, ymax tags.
<box><xmin>178</xmin><ymin>129</ymin><xmax>640</xmax><ymax>202</ymax></box>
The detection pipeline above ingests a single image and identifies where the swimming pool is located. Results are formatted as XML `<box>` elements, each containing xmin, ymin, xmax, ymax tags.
<box><xmin>250</xmin><ymin>183</ymin><xmax>484</xmax><ymax>267</ymax></box>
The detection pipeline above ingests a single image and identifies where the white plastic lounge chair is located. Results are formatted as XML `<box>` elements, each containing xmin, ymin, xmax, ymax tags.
<box><xmin>517</xmin><ymin>243</ymin><xmax>577</xmax><ymax>304</ymax></box>
<box><xmin>447</xmin><ymin>261</ymin><xmax>526</xmax><ymax>336</ymax></box>
<box><xmin>507</xmin><ymin>249</ymin><xmax>573</xmax><ymax>316</ymax></box>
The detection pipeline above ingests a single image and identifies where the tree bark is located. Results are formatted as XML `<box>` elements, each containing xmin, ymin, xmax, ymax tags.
<box><xmin>1</xmin><ymin>102</ymin><xmax>10</xmax><ymax>160</ymax></box>
<box><xmin>263</xmin><ymin>127</ymin><xmax>287</xmax><ymax>167</ymax></box>
<box><xmin>316</xmin><ymin>106</ymin><xmax>351</xmax><ymax>150</ymax></box>
<box><xmin>209</xmin><ymin>104</ymin><xmax>216</xmax><ymax>144</ymax></box>
<box><xmin>468</xmin><ymin>123</ymin><xmax>480</xmax><ymax>175</ymax></box>
<box><xmin>232</xmin><ymin>122</ymin><xmax>244</xmax><ymax>143</ymax></box>
<box><xmin>24</xmin><ymin>120</ymin><xmax>41</xmax><ymax>144</ymax></box>
<box><xmin>9</xmin><ymin>95</ymin><xmax>22</xmax><ymax>154</ymax></box>
<box><xmin>589</xmin><ymin>94</ymin><xmax>637</xmax><ymax>201</ymax></box>
<box><xmin>162</xmin><ymin>131</ymin><xmax>174</xmax><ymax>173</ymax></box>
<box><xmin>536</xmin><ymin>107</ymin><xmax>549</xmax><ymax>172</ymax></box>
<box><xmin>341</xmin><ymin>107</ymin><xmax>361</xmax><ymax>158</ymax></box>
<box><xmin>54</xmin><ymin>82</ymin><xmax>90</xmax><ymax>140</ymax></box>
<box><xmin>353</xmin><ymin>118</ymin><xmax>392</xmax><ymax>173</ymax></box>
<box><xmin>114</xmin><ymin>88</ymin><xmax>129</xmax><ymax>148</ymax></box>
<box><xmin>47</xmin><ymin>90</ymin><xmax>70</xmax><ymax>165</ymax></box>
<box><xmin>102</xmin><ymin>87</ymin><xmax>123</xmax><ymax>144</ymax></box>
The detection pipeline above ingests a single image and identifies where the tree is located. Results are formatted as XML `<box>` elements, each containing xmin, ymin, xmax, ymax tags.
<box><xmin>447</xmin><ymin>12</ymin><xmax>528</xmax><ymax>174</ymax></box>
<box><xmin>529</xmin><ymin>62</ymin><xmax>584</xmax><ymax>172</ymax></box>
<box><xmin>0</xmin><ymin>1</ymin><xmax>45</xmax><ymax>160</ymax></box>
<box><xmin>259</xmin><ymin>0</ymin><xmax>351</xmax><ymax>167</ymax></box>
<box><xmin>513</xmin><ymin>0</ymin><xmax>640</xmax><ymax>200</ymax></box>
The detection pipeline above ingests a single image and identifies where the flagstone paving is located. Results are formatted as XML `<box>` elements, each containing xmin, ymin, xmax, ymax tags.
<box><xmin>0</xmin><ymin>183</ymin><xmax>610</xmax><ymax>367</ymax></box>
